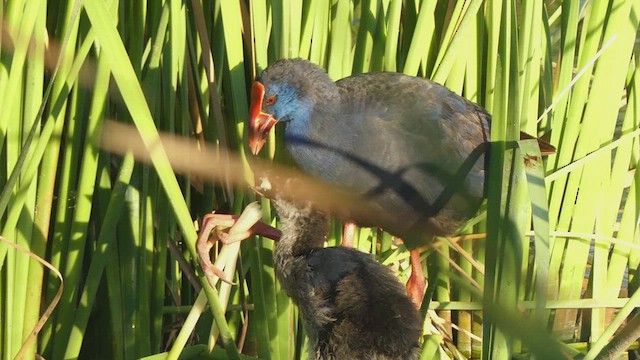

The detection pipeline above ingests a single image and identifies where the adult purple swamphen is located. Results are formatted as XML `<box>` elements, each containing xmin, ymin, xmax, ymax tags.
<box><xmin>248</xmin><ymin>58</ymin><xmax>553</xmax><ymax>305</ymax></box>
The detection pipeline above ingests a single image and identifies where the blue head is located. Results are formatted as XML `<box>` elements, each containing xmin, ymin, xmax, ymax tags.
<box><xmin>249</xmin><ymin>59</ymin><xmax>338</xmax><ymax>154</ymax></box>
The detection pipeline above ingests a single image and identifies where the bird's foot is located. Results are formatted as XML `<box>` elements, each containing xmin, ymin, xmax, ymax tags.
<box><xmin>197</xmin><ymin>213</ymin><xmax>240</xmax><ymax>286</ymax></box>
<box><xmin>197</xmin><ymin>212</ymin><xmax>283</xmax><ymax>287</ymax></box>
<box><xmin>406</xmin><ymin>249</ymin><xmax>427</xmax><ymax>308</ymax></box>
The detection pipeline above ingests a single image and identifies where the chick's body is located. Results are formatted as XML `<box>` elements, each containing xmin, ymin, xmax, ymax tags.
<box><xmin>272</xmin><ymin>198</ymin><xmax>422</xmax><ymax>360</ymax></box>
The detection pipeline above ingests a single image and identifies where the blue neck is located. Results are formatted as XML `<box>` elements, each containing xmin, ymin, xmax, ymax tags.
<box><xmin>282</xmin><ymin>105</ymin><xmax>345</xmax><ymax>183</ymax></box>
<box><xmin>283</xmin><ymin>101</ymin><xmax>314</xmax><ymax>144</ymax></box>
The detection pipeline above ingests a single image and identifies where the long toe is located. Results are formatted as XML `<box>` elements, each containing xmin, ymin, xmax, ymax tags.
<box><xmin>204</xmin><ymin>264</ymin><xmax>236</xmax><ymax>287</ymax></box>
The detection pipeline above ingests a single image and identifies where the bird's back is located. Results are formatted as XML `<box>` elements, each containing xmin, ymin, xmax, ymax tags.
<box><xmin>298</xmin><ymin>72</ymin><xmax>490</xmax><ymax>237</ymax></box>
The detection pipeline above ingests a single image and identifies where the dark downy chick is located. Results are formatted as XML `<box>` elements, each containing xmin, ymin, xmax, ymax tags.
<box><xmin>271</xmin><ymin>194</ymin><xmax>422</xmax><ymax>360</ymax></box>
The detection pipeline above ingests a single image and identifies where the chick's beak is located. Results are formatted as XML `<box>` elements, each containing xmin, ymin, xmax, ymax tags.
<box><xmin>249</xmin><ymin>82</ymin><xmax>279</xmax><ymax>155</ymax></box>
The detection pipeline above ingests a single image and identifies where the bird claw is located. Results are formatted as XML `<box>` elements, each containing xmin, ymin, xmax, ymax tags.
<box><xmin>196</xmin><ymin>212</ymin><xmax>283</xmax><ymax>288</ymax></box>
<box><xmin>196</xmin><ymin>213</ymin><xmax>242</xmax><ymax>286</ymax></box>
<box><xmin>202</xmin><ymin>261</ymin><xmax>236</xmax><ymax>286</ymax></box>
<box><xmin>216</xmin><ymin>228</ymin><xmax>255</xmax><ymax>245</ymax></box>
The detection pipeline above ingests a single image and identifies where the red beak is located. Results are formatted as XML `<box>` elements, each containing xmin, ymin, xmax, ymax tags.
<box><xmin>249</xmin><ymin>82</ymin><xmax>279</xmax><ymax>155</ymax></box>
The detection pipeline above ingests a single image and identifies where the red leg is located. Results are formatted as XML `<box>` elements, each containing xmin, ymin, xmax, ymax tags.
<box><xmin>342</xmin><ymin>222</ymin><xmax>357</xmax><ymax>247</ymax></box>
<box><xmin>406</xmin><ymin>248</ymin><xmax>427</xmax><ymax>308</ymax></box>
<box><xmin>197</xmin><ymin>213</ymin><xmax>282</xmax><ymax>285</ymax></box>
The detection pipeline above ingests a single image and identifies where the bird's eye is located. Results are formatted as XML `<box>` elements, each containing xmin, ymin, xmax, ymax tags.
<box><xmin>265</xmin><ymin>95</ymin><xmax>277</xmax><ymax>106</ymax></box>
